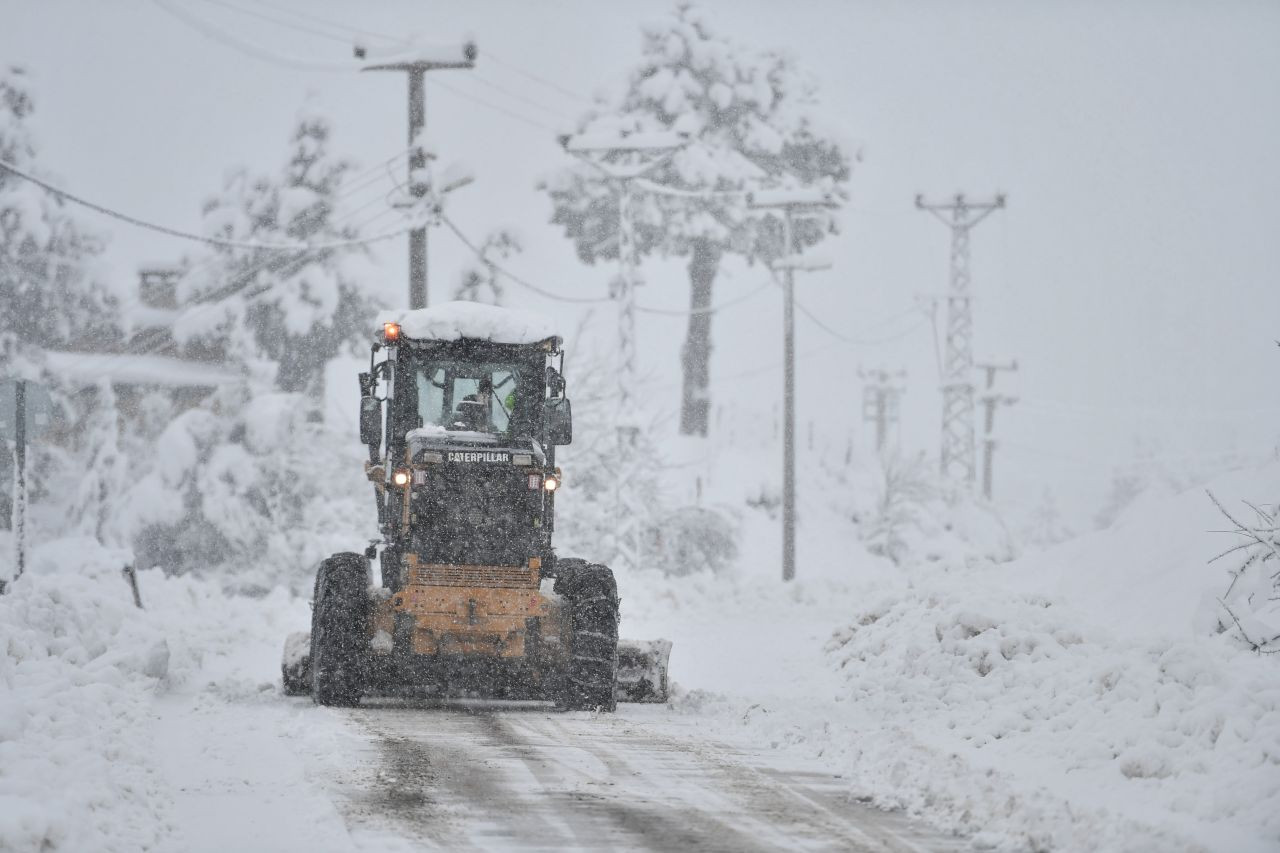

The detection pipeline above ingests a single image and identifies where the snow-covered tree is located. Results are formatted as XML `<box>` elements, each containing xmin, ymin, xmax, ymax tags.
<box><xmin>70</xmin><ymin>380</ymin><xmax>130</xmax><ymax>543</ymax></box>
<box><xmin>863</xmin><ymin>451</ymin><xmax>935</xmax><ymax>566</ymax></box>
<box><xmin>543</xmin><ymin>3</ymin><xmax>854</xmax><ymax>435</ymax></box>
<box><xmin>452</xmin><ymin>228</ymin><xmax>519</xmax><ymax>305</ymax></box>
<box><xmin>178</xmin><ymin>109</ymin><xmax>372</xmax><ymax>397</ymax></box>
<box><xmin>1025</xmin><ymin>487</ymin><xmax>1075</xmax><ymax>548</ymax></box>
<box><xmin>0</xmin><ymin>66</ymin><xmax>120</xmax><ymax>352</ymax></box>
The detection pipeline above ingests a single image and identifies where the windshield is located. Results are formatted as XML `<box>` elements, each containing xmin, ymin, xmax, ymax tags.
<box><xmin>414</xmin><ymin>361</ymin><xmax>522</xmax><ymax>435</ymax></box>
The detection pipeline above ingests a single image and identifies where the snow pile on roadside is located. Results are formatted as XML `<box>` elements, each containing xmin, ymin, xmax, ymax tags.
<box><xmin>826</xmin><ymin>577</ymin><xmax>1279</xmax><ymax>851</ymax></box>
<box><xmin>0</xmin><ymin>540</ymin><xmax>173</xmax><ymax>852</ymax></box>
<box><xmin>819</xmin><ymin>462</ymin><xmax>1280</xmax><ymax>852</ymax></box>
<box><xmin>0</xmin><ymin>538</ymin><xmax>307</xmax><ymax>853</ymax></box>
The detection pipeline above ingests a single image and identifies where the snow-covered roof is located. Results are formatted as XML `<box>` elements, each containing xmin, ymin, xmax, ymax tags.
<box><xmin>44</xmin><ymin>352</ymin><xmax>239</xmax><ymax>389</ymax></box>
<box><xmin>378</xmin><ymin>302</ymin><xmax>559</xmax><ymax>345</ymax></box>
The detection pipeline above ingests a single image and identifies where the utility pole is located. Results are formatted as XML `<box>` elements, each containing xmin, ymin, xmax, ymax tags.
<box><xmin>859</xmin><ymin>367</ymin><xmax>906</xmax><ymax>453</ymax></box>
<box><xmin>12</xmin><ymin>380</ymin><xmax>25</xmax><ymax>586</ymax></box>
<box><xmin>915</xmin><ymin>193</ymin><xmax>1006</xmax><ymax>486</ymax></box>
<box><xmin>975</xmin><ymin>360</ymin><xmax>1018</xmax><ymax>500</ymax></box>
<box><xmin>357</xmin><ymin>41</ymin><xmax>477</xmax><ymax>309</ymax></box>
<box><xmin>560</xmin><ymin>130</ymin><xmax>689</xmax><ymax>574</ymax></box>
<box><xmin>748</xmin><ymin>189</ymin><xmax>838</xmax><ymax>582</ymax></box>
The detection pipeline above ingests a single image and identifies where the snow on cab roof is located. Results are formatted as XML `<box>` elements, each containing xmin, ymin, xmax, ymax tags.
<box><xmin>377</xmin><ymin>301</ymin><xmax>559</xmax><ymax>345</ymax></box>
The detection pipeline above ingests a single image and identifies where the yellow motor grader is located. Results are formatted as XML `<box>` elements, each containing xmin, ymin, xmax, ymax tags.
<box><xmin>282</xmin><ymin>303</ymin><xmax>670</xmax><ymax>710</ymax></box>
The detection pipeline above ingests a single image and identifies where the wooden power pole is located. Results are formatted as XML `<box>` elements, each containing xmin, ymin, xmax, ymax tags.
<box><xmin>356</xmin><ymin>41</ymin><xmax>477</xmax><ymax>309</ymax></box>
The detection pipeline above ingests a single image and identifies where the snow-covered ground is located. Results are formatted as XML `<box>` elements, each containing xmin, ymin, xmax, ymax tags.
<box><xmin>2</xmin><ymin>461</ymin><xmax>1277</xmax><ymax>851</ymax></box>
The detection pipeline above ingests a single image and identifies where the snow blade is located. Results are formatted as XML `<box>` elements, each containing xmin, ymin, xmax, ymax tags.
<box><xmin>281</xmin><ymin>631</ymin><xmax>312</xmax><ymax>696</ymax></box>
<box><xmin>614</xmin><ymin>639</ymin><xmax>672</xmax><ymax>704</ymax></box>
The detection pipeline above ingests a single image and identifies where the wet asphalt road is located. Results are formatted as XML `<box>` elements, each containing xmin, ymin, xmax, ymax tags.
<box><xmin>326</xmin><ymin>702</ymin><xmax>967</xmax><ymax>852</ymax></box>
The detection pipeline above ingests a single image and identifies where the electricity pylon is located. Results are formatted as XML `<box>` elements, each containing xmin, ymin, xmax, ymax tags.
<box><xmin>915</xmin><ymin>193</ymin><xmax>1006</xmax><ymax>486</ymax></box>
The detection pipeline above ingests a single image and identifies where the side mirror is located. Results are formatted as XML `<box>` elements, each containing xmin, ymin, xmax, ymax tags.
<box><xmin>544</xmin><ymin>397</ymin><xmax>572</xmax><ymax>446</ymax></box>
<box><xmin>359</xmin><ymin>396</ymin><xmax>382</xmax><ymax>447</ymax></box>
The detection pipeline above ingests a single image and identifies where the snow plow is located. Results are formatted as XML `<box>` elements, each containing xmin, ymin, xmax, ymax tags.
<box><xmin>282</xmin><ymin>302</ymin><xmax>671</xmax><ymax>710</ymax></box>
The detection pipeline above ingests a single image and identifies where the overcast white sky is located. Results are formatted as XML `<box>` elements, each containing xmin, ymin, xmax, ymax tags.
<box><xmin>5</xmin><ymin>0</ymin><xmax>1278</xmax><ymax>523</ymax></box>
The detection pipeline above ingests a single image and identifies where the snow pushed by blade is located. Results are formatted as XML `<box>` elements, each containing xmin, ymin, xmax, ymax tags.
<box><xmin>0</xmin><ymin>538</ymin><xmax>321</xmax><ymax>853</ymax></box>
<box><xmin>378</xmin><ymin>300</ymin><xmax>558</xmax><ymax>345</ymax></box>
<box><xmin>825</xmin><ymin>578</ymin><xmax>1280</xmax><ymax>852</ymax></box>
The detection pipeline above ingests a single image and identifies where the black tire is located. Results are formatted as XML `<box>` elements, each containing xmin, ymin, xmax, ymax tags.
<box><xmin>310</xmin><ymin>552</ymin><xmax>370</xmax><ymax>707</ymax></box>
<box><xmin>555</xmin><ymin>560</ymin><xmax>620</xmax><ymax>712</ymax></box>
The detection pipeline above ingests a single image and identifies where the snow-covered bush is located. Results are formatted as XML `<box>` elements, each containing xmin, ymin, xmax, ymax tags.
<box><xmin>861</xmin><ymin>450</ymin><xmax>933</xmax><ymax>565</ymax></box>
<box><xmin>643</xmin><ymin>504</ymin><xmax>739</xmax><ymax>576</ymax></box>
<box><xmin>107</xmin><ymin>380</ymin><xmax>372</xmax><ymax>592</ymax></box>
<box><xmin>1207</xmin><ymin>490</ymin><xmax>1280</xmax><ymax>652</ymax></box>
<box><xmin>856</xmin><ymin>450</ymin><xmax>1016</xmax><ymax>568</ymax></box>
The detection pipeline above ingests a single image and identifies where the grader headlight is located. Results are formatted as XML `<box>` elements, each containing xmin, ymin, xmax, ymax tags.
<box><xmin>542</xmin><ymin>474</ymin><xmax>560</xmax><ymax>492</ymax></box>
<box><xmin>392</xmin><ymin>469</ymin><xmax>411</xmax><ymax>487</ymax></box>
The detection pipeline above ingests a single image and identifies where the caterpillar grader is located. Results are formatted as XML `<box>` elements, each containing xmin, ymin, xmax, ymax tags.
<box><xmin>281</xmin><ymin>302</ymin><xmax>670</xmax><ymax>711</ymax></box>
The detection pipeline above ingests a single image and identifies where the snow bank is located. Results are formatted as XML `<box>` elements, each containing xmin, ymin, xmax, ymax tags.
<box><xmin>825</xmin><ymin>577</ymin><xmax>1280</xmax><ymax>851</ymax></box>
<box><xmin>378</xmin><ymin>301</ymin><xmax>558</xmax><ymax>345</ymax></box>
<box><xmin>0</xmin><ymin>538</ymin><xmax>307</xmax><ymax>852</ymax></box>
<box><xmin>997</xmin><ymin>461</ymin><xmax>1280</xmax><ymax>640</ymax></box>
<box><xmin>819</xmin><ymin>463</ymin><xmax>1280</xmax><ymax>851</ymax></box>
<box><xmin>0</xmin><ymin>540</ymin><xmax>173</xmax><ymax>852</ymax></box>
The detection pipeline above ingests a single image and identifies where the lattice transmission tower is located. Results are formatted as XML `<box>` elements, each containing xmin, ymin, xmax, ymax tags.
<box><xmin>916</xmin><ymin>193</ymin><xmax>1006</xmax><ymax>485</ymax></box>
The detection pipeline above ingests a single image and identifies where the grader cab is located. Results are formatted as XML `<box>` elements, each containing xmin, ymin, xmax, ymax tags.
<box><xmin>282</xmin><ymin>302</ymin><xmax>670</xmax><ymax>710</ymax></box>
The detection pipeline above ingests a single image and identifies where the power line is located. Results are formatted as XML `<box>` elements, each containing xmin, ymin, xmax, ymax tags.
<box><xmin>442</xmin><ymin>213</ymin><xmax>776</xmax><ymax>315</ymax></box>
<box><xmin>117</xmin><ymin>204</ymin><xmax>400</xmax><ymax>362</ymax></box>
<box><xmin>151</xmin><ymin>0</ymin><xmax>357</xmax><ymax>73</ymax></box>
<box><xmin>252</xmin><ymin>0</ymin><xmax>405</xmax><ymax>45</ymax></box>
<box><xmin>485</xmin><ymin>50</ymin><xmax>595</xmax><ymax>105</ymax></box>
<box><xmin>156</xmin><ymin>0</ymin><xmax>568</xmax><ymax>138</ymax></box>
<box><xmin>0</xmin><ymin>157</ymin><xmax>411</xmax><ymax>251</ymax></box>
<box><xmin>634</xmin><ymin>279</ymin><xmax>772</xmax><ymax>316</ymax></box>
<box><xmin>440</xmin><ymin>215</ymin><xmax>610</xmax><ymax>304</ymax></box>
<box><xmin>468</xmin><ymin>71</ymin><xmax>579</xmax><ymax>123</ymax></box>
<box><xmin>429</xmin><ymin>76</ymin><xmax>563</xmax><ymax>134</ymax></box>
<box><xmin>191</xmin><ymin>0</ymin><xmax>353</xmax><ymax>45</ymax></box>
<box><xmin>784</xmin><ymin>284</ymin><xmax>925</xmax><ymax>345</ymax></box>
<box><xmin>218</xmin><ymin>0</ymin><xmax>595</xmax><ymax>111</ymax></box>
<box><xmin>256</xmin><ymin>0</ymin><xmax>598</xmax><ymax>124</ymax></box>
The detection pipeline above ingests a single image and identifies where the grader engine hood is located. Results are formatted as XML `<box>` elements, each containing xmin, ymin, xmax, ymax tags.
<box><xmin>401</xmin><ymin>429</ymin><xmax>550</xmax><ymax>570</ymax></box>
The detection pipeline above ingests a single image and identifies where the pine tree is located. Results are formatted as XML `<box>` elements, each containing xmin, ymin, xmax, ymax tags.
<box><xmin>543</xmin><ymin>3</ymin><xmax>853</xmax><ymax>435</ymax></box>
<box><xmin>178</xmin><ymin>108</ymin><xmax>373</xmax><ymax>398</ymax></box>
<box><xmin>0</xmin><ymin>66</ymin><xmax>120</xmax><ymax>352</ymax></box>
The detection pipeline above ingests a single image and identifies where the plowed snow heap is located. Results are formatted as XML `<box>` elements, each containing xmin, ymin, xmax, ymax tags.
<box><xmin>282</xmin><ymin>302</ymin><xmax>670</xmax><ymax>710</ymax></box>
